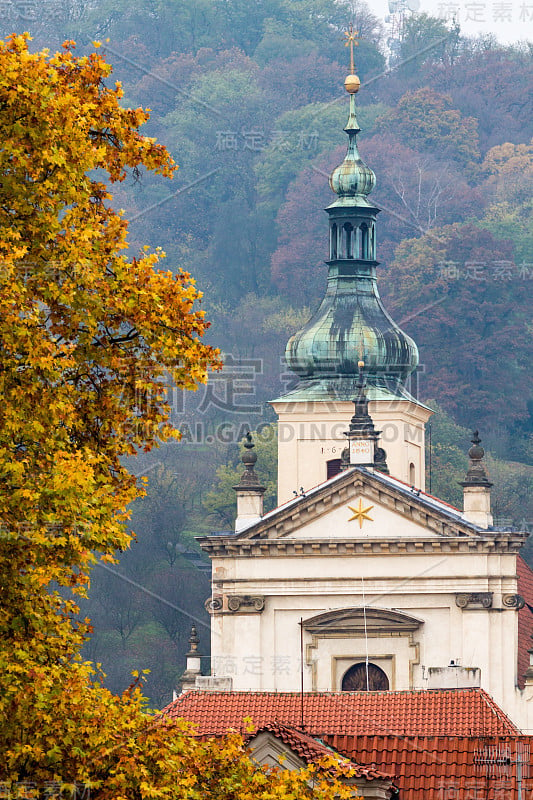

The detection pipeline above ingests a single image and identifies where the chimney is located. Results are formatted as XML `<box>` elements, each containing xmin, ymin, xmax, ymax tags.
<box><xmin>233</xmin><ymin>433</ymin><xmax>265</xmax><ymax>532</ymax></box>
<box><xmin>428</xmin><ymin>663</ymin><xmax>481</xmax><ymax>689</ymax></box>
<box><xmin>459</xmin><ymin>431</ymin><xmax>493</xmax><ymax>528</ymax></box>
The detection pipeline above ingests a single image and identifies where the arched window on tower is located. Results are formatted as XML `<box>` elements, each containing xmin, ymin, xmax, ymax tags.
<box><xmin>330</xmin><ymin>223</ymin><xmax>337</xmax><ymax>259</ymax></box>
<box><xmin>342</xmin><ymin>662</ymin><xmax>389</xmax><ymax>691</ymax></box>
<box><xmin>370</xmin><ymin>224</ymin><xmax>375</xmax><ymax>259</ymax></box>
<box><xmin>355</xmin><ymin>225</ymin><xmax>361</xmax><ymax>258</ymax></box>
<box><xmin>360</xmin><ymin>223</ymin><xmax>369</xmax><ymax>259</ymax></box>
<box><xmin>409</xmin><ymin>462</ymin><xmax>416</xmax><ymax>486</ymax></box>
<box><xmin>343</xmin><ymin>223</ymin><xmax>353</xmax><ymax>258</ymax></box>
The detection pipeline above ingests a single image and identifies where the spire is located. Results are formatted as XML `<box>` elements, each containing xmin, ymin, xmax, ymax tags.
<box><xmin>344</xmin><ymin>361</ymin><xmax>389</xmax><ymax>472</ymax></box>
<box><xmin>329</xmin><ymin>36</ymin><xmax>375</xmax><ymax>206</ymax></box>
<box><xmin>348</xmin><ymin>361</ymin><xmax>376</xmax><ymax>437</ymax></box>
<box><xmin>344</xmin><ymin>23</ymin><xmax>359</xmax><ymax>76</ymax></box>
<box><xmin>233</xmin><ymin>433</ymin><xmax>265</xmax><ymax>532</ymax></box>
<box><xmin>271</xmin><ymin>34</ymin><xmax>433</xmax><ymax>502</ymax></box>
<box><xmin>460</xmin><ymin>431</ymin><xmax>493</xmax><ymax>528</ymax></box>
<box><xmin>342</xmin><ymin>24</ymin><xmax>362</xmax><ymax>98</ymax></box>
<box><xmin>329</xmin><ymin>92</ymin><xmax>375</xmax><ymax>204</ymax></box>
<box><xmin>283</xmin><ymin>35</ymin><xmax>419</xmax><ymax>402</ymax></box>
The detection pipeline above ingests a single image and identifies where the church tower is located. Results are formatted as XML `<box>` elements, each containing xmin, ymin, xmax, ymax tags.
<box><xmin>271</xmin><ymin>46</ymin><xmax>431</xmax><ymax>503</ymax></box>
<box><xmin>195</xmin><ymin>34</ymin><xmax>532</xmax><ymax>734</ymax></box>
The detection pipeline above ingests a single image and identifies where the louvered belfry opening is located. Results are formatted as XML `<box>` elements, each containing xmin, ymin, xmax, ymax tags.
<box><xmin>326</xmin><ymin>459</ymin><xmax>342</xmax><ymax>479</ymax></box>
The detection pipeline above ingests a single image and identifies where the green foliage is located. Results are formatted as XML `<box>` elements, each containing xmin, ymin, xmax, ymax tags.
<box><xmin>478</xmin><ymin>139</ymin><xmax>533</xmax><ymax>263</ymax></box>
<box><xmin>253</xmin><ymin>19</ymin><xmax>316</xmax><ymax>65</ymax></box>
<box><xmin>426</xmin><ymin>402</ymin><xmax>533</xmax><ymax>530</ymax></box>
<box><xmin>132</xmin><ymin>465</ymin><xmax>189</xmax><ymax>565</ymax></box>
<box><xmin>35</xmin><ymin>0</ymin><xmax>382</xmax><ymax>68</ymax></box>
<box><xmin>479</xmin><ymin>200</ymin><xmax>533</xmax><ymax>264</ymax></box>
<box><xmin>159</xmin><ymin>66</ymin><xmax>276</xmax><ymax>300</ymax></box>
<box><xmin>203</xmin><ymin>426</ymin><xmax>278</xmax><ymax>527</ymax></box>
<box><xmin>398</xmin><ymin>14</ymin><xmax>460</xmax><ymax>74</ymax></box>
<box><xmin>425</xmin><ymin>400</ymin><xmax>468</xmax><ymax>508</ymax></box>
<box><xmin>206</xmin><ymin>294</ymin><xmax>313</xmax><ymax>405</ymax></box>
<box><xmin>385</xmin><ymin>222</ymin><xmax>531</xmax><ymax>433</ymax></box>
<box><xmin>487</xmin><ymin>457</ymin><xmax>533</xmax><ymax>529</ymax></box>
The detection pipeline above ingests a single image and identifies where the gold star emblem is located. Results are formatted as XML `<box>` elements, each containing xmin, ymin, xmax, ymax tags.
<box><xmin>347</xmin><ymin>499</ymin><xmax>374</xmax><ymax>528</ymax></box>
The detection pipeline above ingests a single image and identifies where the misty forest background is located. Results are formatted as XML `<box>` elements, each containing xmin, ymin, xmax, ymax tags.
<box><xmin>3</xmin><ymin>0</ymin><xmax>532</xmax><ymax>706</ymax></box>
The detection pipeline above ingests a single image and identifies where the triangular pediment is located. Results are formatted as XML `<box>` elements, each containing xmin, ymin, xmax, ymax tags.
<box><xmin>277</xmin><ymin>487</ymin><xmax>442</xmax><ymax>541</ymax></box>
<box><xmin>199</xmin><ymin>468</ymin><xmax>523</xmax><ymax>557</ymax></box>
<box><xmin>234</xmin><ymin>468</ymin><xmax>473</xmax><ymax>543</ymax></box>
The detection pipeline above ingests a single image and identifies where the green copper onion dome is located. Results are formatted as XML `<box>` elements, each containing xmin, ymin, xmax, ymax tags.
<box><xmin>282</xmin><ymin>71</ymin><xmax>419</xmax><ymax>402</ymax></box>
<box><xmin>285</xmin><ymin>275</ymin><xmax>419</xmax><ymax>390</ymax></box>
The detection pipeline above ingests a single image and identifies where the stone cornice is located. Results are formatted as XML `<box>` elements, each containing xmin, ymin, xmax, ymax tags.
<box><xmin>270</xmin><ymin>397</ymin><xmax>430</xmax><ymax>417</ymax></box>
<box><xmin>212</xmin><ymin>573</ymin><xmax>521</xmax><ymax>586</ymax></box>
<box><xmin>200</xmin><ymin>535</ymin><xmax>525</xmax><ymax>557</ymax></box>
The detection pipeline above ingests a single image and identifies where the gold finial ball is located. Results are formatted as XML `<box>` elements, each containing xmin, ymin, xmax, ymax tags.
<box><xmin>358</xmin><ymin>360</ymin><xmax>365</xmax><ymax>369</ymax></box>
<box><xmin>344</xmin><ymin>74</ymin><xmax>361</xmax><ymax>93</ymax></box>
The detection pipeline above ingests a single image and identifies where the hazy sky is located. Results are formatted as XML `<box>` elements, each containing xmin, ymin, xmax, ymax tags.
<box><xmin>371</xmin><ymin>0</ymin><xmax>532</xmax><ymax>44</ymax></box>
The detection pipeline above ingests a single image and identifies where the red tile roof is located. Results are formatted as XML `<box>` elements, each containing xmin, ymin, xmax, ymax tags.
<box><xmin>163</xmin><ymin>688</ymin><xmax>520</xmax><ymax>737</ymax></box>
<box><xmin>323</xmin><ymin>734</ymin><xmax>533</xmax><ymax>800</ymax></box>
<box><xmin>251</xmin><ymin>723</ymin><xmax>393</xmax><ymax>781</ymax></box>
<box><xmin>517</xmin><ymin>555</ymin><xmax>533</xmax><ymax>689</ymax></box>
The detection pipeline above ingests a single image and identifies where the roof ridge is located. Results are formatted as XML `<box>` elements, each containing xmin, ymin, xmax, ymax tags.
<box><xmin>477</xmin><ymin>687</ymin><xmax>521</xmax><ymax>733</ymax></box>
<box><xmin>174</xmin><ymin>687</ymin><xmax>492</xmax><ymax>698</ymax></box>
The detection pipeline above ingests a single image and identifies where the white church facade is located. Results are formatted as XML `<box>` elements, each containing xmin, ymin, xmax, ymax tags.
<box><xmin>184</xmin><ymin>56</ymin><xmax>533</xmax><ymax>735</ymax></box>
<box><xmin>200</xmin><ymin>457</ymin><xmax>532</xmax><ymax>728</ymax></box>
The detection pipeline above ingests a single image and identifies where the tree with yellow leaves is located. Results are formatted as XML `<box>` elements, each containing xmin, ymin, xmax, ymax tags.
<box><xmin>0</xmin><ymin>35</ymin><xmax>359</xmax><ymax>800</ymax></box>
<box><xmin>478</xmin><ymin>139</ymin><xmax>533</xmax><ymax>264</ymax></box>
<box><xmin>0</xmin><ymin>31</ymin><xmax>216</xmax><ymax>682</ymax></box>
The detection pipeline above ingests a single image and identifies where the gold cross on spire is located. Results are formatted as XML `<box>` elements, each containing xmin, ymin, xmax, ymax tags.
<box><xmin>344</xmin><ymin>23</ymin><xmax>359</xmax><ymax>74</ymax></box>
